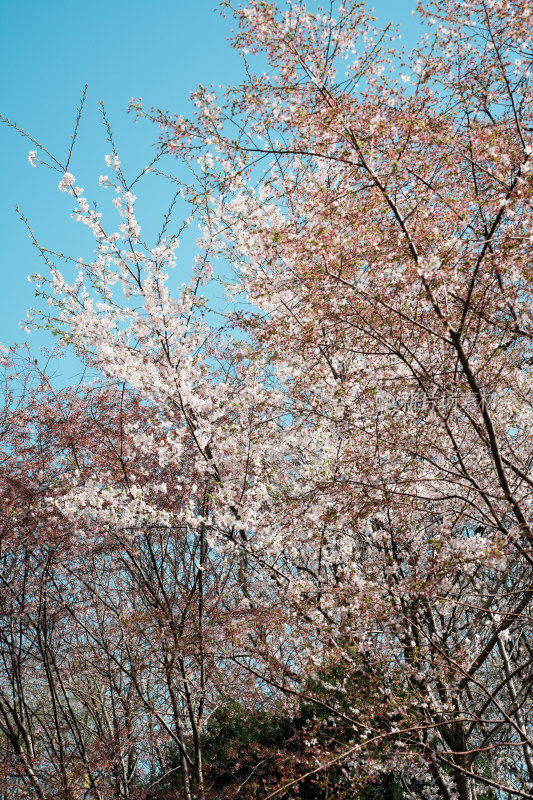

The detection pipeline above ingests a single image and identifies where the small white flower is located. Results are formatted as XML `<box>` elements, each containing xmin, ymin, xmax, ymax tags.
<box><xmin>28</xmin><ymin>150</ymin><xmax>37</xmax><ymax>167</ymax></box>
<box><xmin>105</xmin><ymin>154</ymin><xmax>120</xmax><ymax>170</ymax></box>
<box><xmin>58</xmin><ymin>172</ymin><xmax>76</xmax><ymax>192</ymax></box>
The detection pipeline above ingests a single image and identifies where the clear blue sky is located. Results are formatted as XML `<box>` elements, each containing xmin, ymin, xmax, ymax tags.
<box><xmin>0</xmin><ymin>0</ymin><xmax>421</xmax><ymax>382</ymax></box>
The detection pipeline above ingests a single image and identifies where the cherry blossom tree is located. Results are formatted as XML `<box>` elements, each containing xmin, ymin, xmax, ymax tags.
<box><xmin>0</xmin><ymin>351</ymin><xmax>263</xmax><ymax>799</ymax></box>
<box><xmin>4</xmin><ymin>0</ymin><xmax>533</xmax><ymax>798</ymax></box>
<box><xmin>144</xmin><ymin>0</ymin><xmax>533</xmax><ymax>797</ymax></box>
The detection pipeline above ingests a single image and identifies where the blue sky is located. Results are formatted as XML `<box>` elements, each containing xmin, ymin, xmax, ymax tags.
<box><xmin>0</xmin><ymin>0</ymin><xmax>421</xmax><ymax>382</ymax></box>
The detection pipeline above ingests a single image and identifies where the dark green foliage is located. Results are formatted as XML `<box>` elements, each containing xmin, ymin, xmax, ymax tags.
<box><xmin>147</xmin><ymin>697</ymin><xmax>406</xmax><ymax>800</ymax></box>
<box><xmin>201</xmin><ymin>701</ymin><xmax>296</xmax><ymax>797</ymax></box>
<box><xmin>145</xmin><ymin>746</ymin><xmax>184</xmax><ymax>800</ymax></box>
<box><xmin>147</xmin><ymin>651</ymin><xmax>419</xmax><ymax>798</ymax></box>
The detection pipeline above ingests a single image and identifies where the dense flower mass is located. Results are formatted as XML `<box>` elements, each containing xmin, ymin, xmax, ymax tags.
<box><xmin>2</xmin><ymin>1</ymin><xmax>533</xmax><ymax>798</ymax></box>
